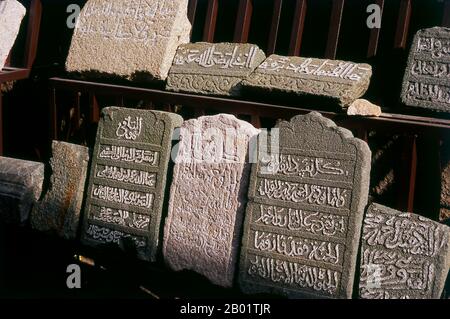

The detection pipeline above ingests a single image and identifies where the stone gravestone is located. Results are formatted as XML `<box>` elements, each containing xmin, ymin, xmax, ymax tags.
<box><xmin>66</xmin><ymin>0</ymin><xmax>191</xmax><ymax>81</ymax></box>
<box><xmin>31</xmin><ymin>141</ymin><xmax>89</xmax><ymax>240</ymax></box>
<box><xmin>163</xmin><ymin>114</ymin><xmax>260</xmax><ymax>287</ymax></box>
<box><xmin>401</xmin><ymin>27</ymin><xmax>450</xmax><ymax>113</ymax></box>
<box><xmin>239</xmin><ymin>112</ymin><xmax>371</xmax><ymax>298</ymax></box>
<box><xmin>0</xmin><ymin>157</ymin><xmax>44</xmax><ymax>224</ymax></box>
<box><xmin>0</xmin><ymin>0</ymin><xmax>26</xmax><ymax>70</ymax></box>
<box><xmin>81</xmin><ymin>107</ymin><xmax>183</xmax><ymax>261</ymax></box>
<box><xmin>359</xmin><ymin>203</ymin><xmax>450</xmax><ymax>299</ymax></box>
<box><xmin>166</xmin><ymin>42</ymin><xmax>266</xmax><ymax>96</ymax></box>
<box><xmin>243</xmin><ymin>55</ymin><xmax>372</xmax><ymax>107</ymax></box>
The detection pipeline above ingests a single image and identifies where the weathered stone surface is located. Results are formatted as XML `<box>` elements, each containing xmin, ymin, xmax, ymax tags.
<box><xmin>243</xmin><ymin>55</ymin><xmax>372</xmax><ymax>107</ymax></box>
<box><xmin>0</xmin><ymin>157</ymin><xmax>44</xmax><ymax>224</ymax></box>
<box><xmin>31</xmin><ymin>141</ymin><xmax>89</xmax><ymax>240</ymax></box>
<box><xmin>401</xmin><ymin>27</ymin><xmax>450</xmax><ymax>113</ymax></box>
<box><xmin>0</xmin><ymin>0</ymin><xmax>26</xmax><ymax>69</ymax></box>
<box><xmin>441</xmin><ymin>138</ymin><xmax>450</xmax><ymax>221</ymax></box>
<box><xmin>239</xmin><ymin>112</ymin><xmax>371</xmax><ymax>298</ymax></box>
<box><xmin>81</xmin><ymin>107</ymin><xmax>183</xmax><ymax>261</ymax></box>
<box><xmin>347</xmin><ymin>99</ymin><xmax>382</xmax><ymax>117</ymax></box>
<box><xmin>166</xmin><ymin>42</ymin><xmax>266</xmax><ymax>96</ymax></box>
<box><xmin>359</xmin><ymin>203</ymin><xmax>450</xmax><ymax>299</ymax></box>
<box><xmin>163</xmin><ymin>114</ymin><xmax>260</xmax><ymax>287</ymax></box>
<box><xmin>66</xmin><ymin>0</ymin><xmax>191</xmax><ymax>81</ymax></box>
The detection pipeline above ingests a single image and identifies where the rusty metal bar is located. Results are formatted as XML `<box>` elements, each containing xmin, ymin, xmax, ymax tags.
<box><xmin>234</xmin><ymin>0</ymin><xmax>253</xmax><ymax>43</ymax></box>
<box><xmin>49</xmin><ymin>87</ymin><xmax>58</xmax><ymax>140</ymax></box>
<box><xmin>203</xmin><ymin>0</ymin><xmax>219</xmax><ymax>42</ymax></box>
<box><xmin>325</xmin><ymin>0</ymin><xmax>345</xmax><ymax>59</ymax></box>
<box><xmin>394</xmin><ymin>0</ymin><xmax>411</xmax><ymax>49</ymax></box>
<box><xmin>23</xmin><ymin>0</ymin><xmax>42</xmax><ymax>69</ymax></box>
<box><xmin>49</xmin><ymin>78</ymin><xmax>450</xmax><ymax>134</ymax></box>
<box><xmin>367</xmin><ymin>0</ymin><xmax>385</xmax><ymax>58</ymax></box>
<box><xmin>288</xmin><ymin>0</ymin><xmax>308</xmax><ymax>56</ymax></box>
<box><xmin>89</xmin><ymin>93</ymin><xmax>100</xmax><ymax>123</ymax></box>
<box><xmin>188</xmin><ymin>0</ymin><xmax>198</xmax><ymax>26</ymax></box>
<box><xmin>267</xmin><ymin>0</ymin><xmax>283</xmax><ymax>55</ymax></box>
<box><xmin>397</xmin><ymin>135</ymin><xmax>417</xmax><ymax>212</ymax></box>
<box><xmin>443</xmin><ymin>0</ymin><xmax>450</xmax><ymax>27</ymax></box>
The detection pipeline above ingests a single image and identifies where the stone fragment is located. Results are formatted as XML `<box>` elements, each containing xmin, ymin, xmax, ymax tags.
<box><xmin>239</xmin><ymin>112</ymin><xmax>371</xmax><ymax>298</ymax></box>
<box><xmin>31</xmin><ymin>141</ymin><xmax>89</xmax><ymax>240</ymax></box>
<box><xmin>81</xmin><ymin>107</ymin><xmax>183</xmax><ymax>261</ymax></box>
<box><xmin>163</xmin><ymin>114</ymin><xmax>260</xmax><ymax>287</ymax></box>
<box><xmin>243</xmin><ymin>55</ymin><xmax>372</xmax><ymax>107</ymax></box>
<box><xmin>347</xmin><ymin>99</ymin><xmax>382</xmax><ymax>117</ymax></box>
<box><xmin>0</xmin><ymin>157</ymin><xmax>44</xmax><ymax>224</ymax></box>
<box><xmin>65</xmin><ymin>0</ymin><xmax>191</xmax><ymax>81</ymax></box>
<box><xmin>0</xmin><ymin>0</ymin><xmax>26</xmax><ymax>69</ymax></box>
<box><xmin>166</xmin><ymin>42</ymin><xmax>266</xmax><ymax>96</ymax></box>
<box><xmin>359</xmin><ymin>203</ymin><xmax>450</xmax><ymax>299</ymax></box>
<box><xmin>401</xmin><ymin>27</ymin><xmax>450</xmax><ymax>113</ymax></box>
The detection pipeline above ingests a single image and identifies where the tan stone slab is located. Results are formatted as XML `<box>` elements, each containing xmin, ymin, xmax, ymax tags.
<box><xmin>163</xmin><ymin>114</ymin><xmax>260</xmax><ymax>287</ymax></box>
<box><xmin>66</xmin><ymin>0</ymin><xmax>191</xmax><ymax>81</ymax></box>
<box><xmin>166</xmin><ymin>42</ymin><xmax>266</xmax><ymax>96</ymax></box>
<box><xmin>243</xmin><ymin>55</ymin><xmax>372</xmax><ymax>107</ymax></box>
<box><xmin>0</xmin><ymin>0</ymin><xmax>26</xmax><ymax>69</ymax></box>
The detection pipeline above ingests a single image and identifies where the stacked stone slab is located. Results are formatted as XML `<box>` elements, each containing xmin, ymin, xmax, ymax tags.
<box><xmin>31</xmin><ymin>141</ymin><xmax>89</xmax><ymax>240</ymax></box>
<box><xmin>65</xmin><ymin>0</ymin><xmax>191</xmax><ymax>81</ymax></box>
<box><xmin>401</xmin><ymin>27</ymin><xmax>450</xmax><ymax>113</ymax></box>
<box><xmin>166</xmin><ymin>42</ymin><xmax>266</xmax><ymax>96</ymax></box>
<box><xmin>0</xmin><ymin>157</ymin><xmax>44</xmax><ymax>224</ymax></box>
<box><xmin>163</xmin><ymin>114</ymin><xmax>260</xmax><ymax>287</ymax></box>
<box><xmin>0</xmin><ymin>0</ymin><xmax>26</xmax><ymax>69</ymax></box>
<box><xmin>239</xmin><ymin>112</ymin><xmax>371</xmax><ymax>298</ymax></box>
<box><xmin>243</xmin><ymin>55</ymin><xmax>372</xmax><ymax>107</ymax></box>
<box><xmin>81</xmin><ymin>107</ymin><xmax>183</xmax><ymax>261</ymax></box>
<box><xmin>359</xmin><ymin>203</ymin><xmax>450</xmax><ymax>299</ymax></box>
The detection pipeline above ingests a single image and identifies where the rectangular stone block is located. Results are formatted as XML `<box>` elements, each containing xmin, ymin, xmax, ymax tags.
<box><xmin>81</xmin><ymin>107</ymin><xmax>183</xmax><ymax>261</ymax></box>
<box><xmin>31</xmin><ymin>141</ymin><xmax>89</xmax><ymax>240</ymax></box>
<box><xmin>166</xmin><ymin>42</ymin><xmax>266</xmax><ymax>96</ymax></box>
<box><xmin>65</xmin><ymin>0</ymin><xmax>191</xmax><ymax>81</ymax></box>
<box><xmin>239</xmin><ymin>112</ymin><xmax>371</xmax><ymax>298</ymax></box>
<box><xmin>401</xmin><ymin>27</ymin><xmax>450</xmax><ymax>113</ymax></box>
<box><xmin>242</xmin><ymin>55</ymin><xmax>372</xmax><ymax>107</ymax></box>
<box><xmin>359</xmin><ymin>203</ymin><xmax>450</xmax><ymax>299</ymax></box>
<box><xmin>0</xmin><ymin>157</ymin><xmax>44</xmax><ymax>224</ymax></box>
<box><xmin>0</xmin><ymin>0</ymin><xmax>26</xmax><ymax>69</ymax></box>
<box><xmin>163</xmin><ymin>114</ymin><xmax>260</xmax><ymax>287</ymax></box>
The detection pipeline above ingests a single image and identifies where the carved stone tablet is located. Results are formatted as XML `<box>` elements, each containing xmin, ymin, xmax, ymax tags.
<box><xmin>31</xmin><ymin>141</ymin><xmax>89</xmax><ymax>240</ymax></box>
<box><xmin>239</xmin><ymin>112</ymin><xmax>371</xmax><ymax>298</ymax></box>
<box><xmin>166</xmin><ymin>42</ymin><xmax>266</xmax><ymax>96</ymax></box>
<box><xmin>359</xmin><ymin>203</ymin><xmax>450</xmax><ymax>299</ymax></box>
<box><xmin>401</xmin><ymin>27</ymin><xmax>450</xmax><ymax>113</ymax></box>
<box><xmin>65</xmin><ymin>0</ymin><xmax>191</xmax><ymax>81</ymax></box>
<box><xmin>0</xmin><ymin>0</ymin><xmax>26</xmax><ymax>69</ymax></box>
<box><xmin>163</xmin><ymin>114</ymin><xmax>260</xmax><ymax>287</ymax></box>
<box><xmin>243</xmin><ymin>55</ymin><xmax>372</xmax><ymax>107</ymax></box>
<box><xmin>0</xmin><ymin>157</ymin><xmax>44</xmax><ymax>224</ymax></box>
<box><xmin>81</xmin><ymin>107</ymin><xmax>183</xmax><ymax>261</ymax></box>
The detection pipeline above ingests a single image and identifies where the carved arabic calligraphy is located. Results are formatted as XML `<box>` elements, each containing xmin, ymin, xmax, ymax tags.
<box><xmin>116</xmin><ymin>116</ymin><xmax>143</xmax><ymax>140</ymax></box>
<box><xmin>417</xmin><ymin>36</ymin><xmax>450</xmax><ymax>58</ymax></box>
<box><xmin>247</xmin><ymin>255</ymin><xmax>340</xmax><ymax>296</ymax></box>
<box><xmin>99</xmin><ymin>145</ymin><xmax>159</xmax><ymax>165</ymax></box>
<box><xmin>92</xmin><ymin>206</ymin><xmax>150</xmax><ymax>230</ymax></box>
<box><xmin>96</xmin><ymin>165</ymin><xmax>156</xmax><ymax>187</ymax></box>
<box><xmin>261</xmin><ymin>154</ymin><xmax>349</xmax><ymax>179</ymax></box>
<box><xmin>257</xmin><ymin>178</ymin><xmax>349</xmax><ymax>208</ymax></box>
<box><xmin>92</xmin><ymin>185</ymin><xmax>154</xmax><ymax>208</ymax></box>
<box><xmin>258</xmin><ymin>57</ymin><xmax>370</xmax><ymax>82</ymax></box>
<box><xmin>254</xmin><ymin>204</ymin><xmax>347</xmax><ymax>237</ymax></box>
<box><xmin>174</xmin><ymin>44</ymin><xmax>258</xmax><ymax>69</ymax></box>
